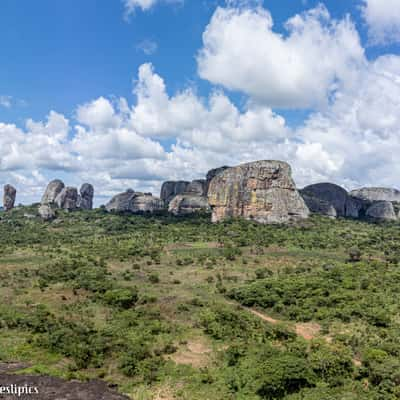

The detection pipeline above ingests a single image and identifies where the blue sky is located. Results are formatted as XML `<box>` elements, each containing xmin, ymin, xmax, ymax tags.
<box><xmin>1</xmin><ymin>0</ymin><xmax>400</xmax><ymax>204</ymax></box>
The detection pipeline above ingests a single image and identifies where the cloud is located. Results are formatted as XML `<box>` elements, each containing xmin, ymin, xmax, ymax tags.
<box><xmin>136</xmin><ymin>39</ymin><xmax>158</xmax><ymax>55</ymax></box>
<box><xmin>123</xmin><ymin>0</ymin><xmax>183</xmax><ymax>16</ymax></box>
<box><xmin>197</xmin><ymin>4</ymin><xmax>365</xmax><ymax>108</ymax></box>
<box><xmin>0</xmin><ymin>96</ymin><xmax>12</xmax><ymax>108</ymax></box>
<box><xmin>362</xmin><ymin>0</ymin><xmax>400</xmax><ymax>45</ymax></box>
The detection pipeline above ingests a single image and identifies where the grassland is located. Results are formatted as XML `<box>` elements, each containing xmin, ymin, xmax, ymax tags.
<box><xmin>0</xmin><ymin>206</ymin><xmax>400</xmax><ymax>399</ymax></box>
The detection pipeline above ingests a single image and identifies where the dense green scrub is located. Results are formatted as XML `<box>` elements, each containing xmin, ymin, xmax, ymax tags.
<box><xmin>0</xmin><ymin>206</ymin><xmax>400</xmax><ymax>399</ymax></box>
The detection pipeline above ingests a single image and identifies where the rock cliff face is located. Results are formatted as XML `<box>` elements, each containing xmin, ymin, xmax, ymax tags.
<box><xmin>106</xmin><ymin>190</ymin><xmax>163</xmax><ymax>213</ymax></box>
<box><xmin>186</xmin><ymin>180</ymin><xmax>207</xmax><ymax>196</ymax></box>
<box><xmin>206</xmin><ymin>166</ymin><xmax>230</xmax><ymax>194</ymax></box>
<box><xmin>78</xmin><ymin>183</ymin><xmax>94</xmax><ymax>210</ymax></box>
<box><xmin>207</xmin><ymin>160</ymin><xmax>309</xmax><ymax>224</ymax></box>
<box><xmin>41</xmin><ymin>180</ymin><xmax>65</xmax><ymax>205</ymax></box>
<box><xmin>168</xmin><ymin>194</ymin><xmax>210</xmax><ymax>215</ymax></box>
<box><xmin>301</xmin><ymin>183</ymin><xmax>349</xmax><ymax>217</ymax></box>
<box><xmin>365</xmin><ymin>201</ymin><xmax>397</xmax><ymax>221</ymax></box>
<box><xmin>3</xmin><ymin>184</ymin><xmax>16</xmax><ymax>211</ymax></box>
<box><xmin>160</xmin><ymin>181</ymin><xmax>190</xmax><ymax>205</ymax></box>
<box><xmin>38</xmin><ymin>204</ymin><xmax>56</xmax><ymax>221</ymax></box>
<box><xmin>350</xmin><ymin>187</ymin><xmax>400</xmax><ymax>203</ymax></box>
<box><xmin>301</xmin><ymin>193</ymin><xmax>337</xmax><ymax>218</ymax></box>
<box><xmin>55</xmin><ymin>187</ymin><xmax>79</xmax><ymax>210</ymax></box>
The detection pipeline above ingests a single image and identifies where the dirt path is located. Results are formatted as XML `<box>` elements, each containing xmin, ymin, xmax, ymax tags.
<box><xmin>227</xmin><ymin>301</ymin><xmax>321</xmax><ymax>340</ymax></box>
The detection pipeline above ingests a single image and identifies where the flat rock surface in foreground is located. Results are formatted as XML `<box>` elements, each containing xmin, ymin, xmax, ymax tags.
<box><xmin>0</xmin><ymin>371</ymin><xmax>130</xmax><ymax>400</ymax></box>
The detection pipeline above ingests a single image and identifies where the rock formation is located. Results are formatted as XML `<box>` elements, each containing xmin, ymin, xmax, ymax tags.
<box><xmin>55</xmin><ymin>187</ymin><xmax>79</xmax><ymax>210</ymax></box>
<box><xmin>208</xmin><ymin>160</ymin><xmax>309</xmax><ymax>224</ymax></box>
<box><xmin>301</xmin><ymin>183</ymin><xmax>349</xmax><ymax>217</ymax></box>
<box><xmin>41</xmin><ymin>180</ymin><xmax>65</xmax><ymax>204</ymax></box>
<box><xmin>38</xmin><ymin>204</ymin><xmax>56</xmax><ymax>221</ymax></box>
<box><xmin>301</xmin><ymin>193</ymin><xmax>337</xmax><ymax>218</ymax></box>
<box><xmin>206</xmin><ymin>166</ymin><xmax>230</xmax><ymax>194</ymax></box>
<box><xmin>3</xmin><ymin>184</ymin><xmax>16</xmax><ymax>211</ymax></box>
<box><xmin>186</xmin><ymin>179</ymin><xmax>207</xmax><ymax>196</ymax></box>
<box><xmin>365</xmin><ymin>201</ymin><xmax>397</xmax><ymax>221</ymax></box>
<box><xmin>160</xmin><ymin>181</ymin><xmax>190</xmax><ymax>205</ymax></box>
<box><xmin>350</xmin><ymin>187</ymin><xmax>400</xmax><ymax>203</ymax></box>
<box><xmin>106</xmin><ymin>190</ymin><xmax>163</xmax><ymax>213</ymax></box>
<box><xmin>168</xmin><ymin>194</ymin><xmax>210</xmax><ymax>215</ymax></box>
<box><xmin>131</xmin><ymin>193</ymin><xmax>164</xmax><ymax>213</ymax></box>
<box><xmin>78</xmin><ymin>183</ymin><xmax>94</xmax><ymax>210</ymax></box>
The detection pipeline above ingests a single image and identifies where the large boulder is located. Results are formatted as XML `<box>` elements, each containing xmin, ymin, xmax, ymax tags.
<box><xmin>186</xmin><ymin>179</ymin><xmax>207</xmax><ymax>196</ymax></box>
<box><xmin>365</xmin><ymin>201</ymin><xmax>397</xmax><ymax>221</ymax></box>
<box><xmin>208</xmin><ymin>160</ymin><xmax>309</xmax><ymax>224</ymax></box>
<box><xmin>3</xmin><ymin>184</ymin><xmax>16</xmax><ymax>211</ymax></box>
<box><xmin>301</xmin><ymin>183</ymin><xmax>348</xmax><ymax>217</ymax></box>
<box><xmin>160</xmin><ymin>181</ymin><xmax>190</xmax><ymax>205</ymax></box>
<box><xmin>105</xmin><ymin>190</ymin><xmax>163</xmax><ymax>213</ymax></box>
<box><xmin>350</xmin><ymin>187</ymin><xmax>400</xmax><ymax>203</ymax></box>
<box><xmin>131</xmin><ymin>193</ymin><xmax>164</xmax><ymax>213</ymax></box>
<box><xmin>301</xmin><ymin>193</ymin><xmax>337</xmax><ymax>218</ymax></box>
<box><xmin>78</xmin><ymin>183</ymin><xmax>94</xmax><ymax>210</ymax></box>
<box><xmin>55</xmin><ymin>187</ymin><xmax>79</xmax><ymax>210</ymax></box>
<box><xmin>168</xmin><ymin>194</ymin><xmax>210</xmax><ymax>215</ymax></box>
<box><xmin>206</xmin><ymin>166</ymin><xmax>230</xmax><ymax>194</ymax></box>
<box><xmin>105</xmin><ymin>189</ymin><xmax>137</xmax><ymax>212</ymax></box>
<box><xmin>41</xmin><ymin>179</ymin><xmax>65</xmax><ymax>204</ymax></box>
<box><xmin>38</xmin><ymin>204</ymin><xmax>56</xmax><ymax>221</ymax></box>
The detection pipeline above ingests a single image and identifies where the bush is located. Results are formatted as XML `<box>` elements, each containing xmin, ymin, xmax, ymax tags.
<box><xmin>103</xmin><ymin>288</ymin><xmax>138</xmax><ymax>309</ymax></box>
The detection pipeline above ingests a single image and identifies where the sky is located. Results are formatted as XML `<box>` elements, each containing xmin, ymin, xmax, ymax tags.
<box><xmin>1</xmin><ymin>0</ymin><xmax>400</xmax><ymax>205</ymax></box>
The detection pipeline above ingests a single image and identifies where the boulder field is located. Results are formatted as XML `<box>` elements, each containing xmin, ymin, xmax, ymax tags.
<box><xmin>3</xmin><ymin>160</ymin><xmax>400</xmax><ymax>224</ymax></box>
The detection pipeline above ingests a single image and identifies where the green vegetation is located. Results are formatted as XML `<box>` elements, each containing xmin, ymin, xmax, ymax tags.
<box><xmin>0</xmin><ymin>206</ymin><xmax>400</xmax><ymax>398</ymax></box>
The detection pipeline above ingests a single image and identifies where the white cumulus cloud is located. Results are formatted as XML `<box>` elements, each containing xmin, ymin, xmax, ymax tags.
<box><xmin>362</xmin><ymin>0</ymin><xmax>400</xmax><ymax>45</ymax></box>
<box><xmin>198</xmin><ymin>4</ymin><xmax>365</xmax><ymax>108</ymax></box>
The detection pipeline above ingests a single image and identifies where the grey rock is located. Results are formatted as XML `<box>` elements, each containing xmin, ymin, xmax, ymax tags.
<box><xmin>350</xmin><ymin>187</ymin><xmax>400</xmax><ymax>203</ymax></box>
<box><xmin>105</xmin><ymin>189</ymin><xmax>137</xmax><ymax>212</ymax></box>
<box><xmin>346</xmin><ymin>196</ymin><xmax>367</xmax><ymax>218</ymax></box>
<box><xmin>106</xmin><ymin>190</ymin><xmax>163</xmax><ymax>213</ymax></box>
<box><xmin>131</xmin><ymin>194</ymin><xmax>164</xmax><ymax>213</ymax></box>
<box><xmin>301</xmin><ymin>193</ymin><xmax>337</xmax><ymax>218</ymax></box>
<box><xmin>168</xmin><ymin>194</ymin><xmax>211</xmax><ymax>215</ymax></box>
<box><xmin>55</xmin><ymin>187</ymin><xmax>79</xmax><ymax>210</ymax></box>
<box><xmin>41</xmin><ymin>180</ymin><xmax>65</xmax><ymax>205</ymax></box>
<box><xmin>301</xmin><ymin>183</ymin><xmax>349</xmax><ymax>217</ymax></box>
<box><xmin>365</xmin><ymin>201</ymin><xmax>397</xmax><ymax>221</ymax></box>
<box><xmin>78</xmin><ymin>183</ymin><xmax>94</xmax><ymax>210</ymax></box>
<box><xmin>208</xmin><ymin>160</ymin><xmax>309</xmax><ymax>224</ymax></box>
<box><xmin>38</xmin><ymin>204</ymin><xmax>56</xmax><ymax>221</ymax></box>
<box><xmin>160</xmin><ymin>181</ymin><xmax>190</xmax><ymax>205</ymax></box>
<box><xmin>3</xmin><ymin>184</ymin><xmax>16</xmax><ymax>211</ymax></box>
<box><xmin>186</xmin><ymin>179</ymin><xmax>207</xmax><ymax>196</ymax></box>
<box><xmin>206</xmin><ymin>166</ymin><xmax>230</xmax><ymax>194</ymax></box>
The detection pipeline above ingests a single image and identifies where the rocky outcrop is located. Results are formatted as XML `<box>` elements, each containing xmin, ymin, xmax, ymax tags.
<box><xmin>55</xmin><ymin>187</ymin><xmax>79</xmax><ymax>210</ymax></box>
<box><xmin>301</xmin><ymin>183</ymin><xmax>349</xmax><ymax>217</ymax></box>
<box><xmin>208</xmin><ymin>160</ymin><xmax>309</xmax><ymax>224</ymax></box>
<box><xmin>206</xmin><ymin>166</ymin><xmax>230</xmax><ymax>194</ymax></box>
<box><xmin>106</xmin><ymin>190</ymin><xmax>163</xmax><ymax>213</ymax></box>
<box><xmin>301</xmin><ymin>193</ymin><xmax>337</xmax><ymax>218</ymax></box>
<box><xmin>350</xmin><ymin>187</ymin><xmax>400</xmax><ymax>203</ymax></box>
<box><xmin>131</xmin><ymin>193</ymin><xmax>164</xmax><ymax>213</ymax></box>
<box><xmin>106</xmin><ymin>189</ymin><xmax>137</xmax><ymax>212</ymax></box>
<box><xmin>365</xmin><ymin>201</ymin><xmax>397</xmax><ymax>221</ymax></box>
<box><xmin>186</xmin><ymin>179</ymin><xmax>207</xmax><ymax>196</ymax></box>
<box><xmin>38</xmin><ymin>204</ymin><xmax>56</xmax><ymax>221</ymax></box>
<box><xmin>3</xmin><ymin>184</ymin><xmax>16</xmax><ymax>211</ymax></box>
<box><xmin>41</xmin><ymin>180</ymin><xmax>65</xmax><ymax>204</ymax></box>
<box><xmin>160</xmin><ymin>181</ymin><xmax>190</xmax><ymax>205</ymax></box>
<box><xmin>78</xmin><ymin>183</ymin><xmax>94</xmax><ymax>210</ymax></box>
<box><xmin>168</xmin><ymin>194</ymin><xmax>210</xmax><ymax>215</ymax></box>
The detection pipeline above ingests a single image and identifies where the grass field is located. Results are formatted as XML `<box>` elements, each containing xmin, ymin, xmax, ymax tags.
<box><xmin>1</xmin><ymin>206</ymin><xmax>400</xmax><ymax>399</ymax></box>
